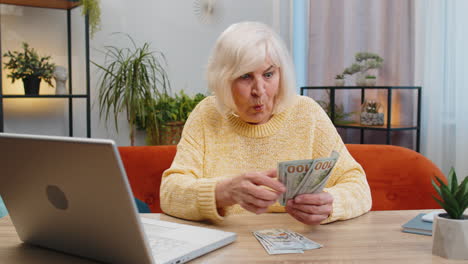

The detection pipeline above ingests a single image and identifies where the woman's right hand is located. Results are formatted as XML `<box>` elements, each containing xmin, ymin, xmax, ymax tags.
<box><xmin>215</xmin><ymin>169</ymin><xmax>286</xmax><ymax>215</ymax></box>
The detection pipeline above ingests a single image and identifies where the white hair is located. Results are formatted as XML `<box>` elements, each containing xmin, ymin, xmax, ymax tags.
<box><xmin>206</xmin><ymin>21</ymin><xmax>297</xmax><ymax>116</ymax></box>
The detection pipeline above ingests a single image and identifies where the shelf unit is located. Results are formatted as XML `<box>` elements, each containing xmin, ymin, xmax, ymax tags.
<box><xmin>0</xmin><ymin>0</ymin><xmax>91</xmax><ymax>137</ymax></box>
<box><xmin>301</xmin><ymin>86</ymin><xmax>421</xmax><ymax>152</ymax></box>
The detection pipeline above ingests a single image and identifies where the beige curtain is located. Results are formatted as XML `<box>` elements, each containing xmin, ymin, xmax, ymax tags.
<box><xmin>307</xmin><ymin>0</ymin><xmax>414</xmax><ymax>86</ymax></box>
<box><xmin>305</xmin><ymin>0</ymin><xmax>416</xmax><ymax>149</ymax></box>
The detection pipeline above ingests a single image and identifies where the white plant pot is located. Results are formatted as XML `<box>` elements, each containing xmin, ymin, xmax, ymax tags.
<box><xmin>334</xmin><ymin>79</ymin><xmax>345</xmax><ymax>86</ymax></box>
<box><xmin>365</xmin><ymin>78</ymin><xmax>376</xmax><ymax>86</ymax></box>
<box><xmin>432</xmin><ymin>213</ymin><xmax>468</xmax><ymax>260</ymax></box>
<box><xmin>355</xmin><ymin>72</ymin><xmax>367</xmax><ymax>86</ymax></box>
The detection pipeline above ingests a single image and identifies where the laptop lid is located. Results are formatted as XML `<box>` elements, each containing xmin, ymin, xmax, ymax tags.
<box><xmin>0</xmin><ymin>133</ymin><xmax>159</xmax><ymax>263</ymax></box>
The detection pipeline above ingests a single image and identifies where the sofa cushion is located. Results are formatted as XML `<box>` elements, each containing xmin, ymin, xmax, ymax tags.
<box><xmin>347</xmin><ymin>144</ymin><xmax>445</xmax><ymax>210</ymax></box>
<box><xmin>119</xmin><ymin>144</ymin><xmax>445</xmax><ymax>212</ymax></box>
<box><xmin>119</xmin><ymin>145</ymin><xmax>176</xmax><ymax>213</ymax></box>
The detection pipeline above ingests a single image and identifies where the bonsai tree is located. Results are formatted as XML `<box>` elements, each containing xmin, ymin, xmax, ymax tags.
<box><xmin>93</xmin><ymin>34</ymin><xmax>170</xmax><ymax>146</ymax></box>
<box><xmin>432</xmin><ymin>167</ymin><xmax>468</xmax><ymax>219</ymax></box>
<box><xmin>365</xmin><ymin>75</ymin><xmax>376</xmax><ymax>79</ymax></box>
<box><xmin>3</xmin><ymin>42</ymin><xmax>55</xmax><ymax>94</ymax></box>
<box><xmin>343</xmin><ymin>52</ymin><xmax>384</xmax><ymax>77</ymax></box>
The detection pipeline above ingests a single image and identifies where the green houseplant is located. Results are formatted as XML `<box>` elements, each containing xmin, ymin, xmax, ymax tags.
<box><xmin>3</xmin><ymin>42</ymin><xmax>55</xmax><ymax>95</ymax></box>
<box><xmin>316</xmin><ymin>90</ymin><xmax>355</xmax><ymax>125</ymax></box>
<box><xmin>80</xmin><ymin>0</ymin><xmax>101</xmax><ymax>38</ymax></box>
<box><xmin>137</xmin><ymin>91</ymin><xmax>206</xmax><ymax>145</ymax></box>
<box><xmin>93</xmin><ymin>34</ymin><xmax>170</xmax><ymax>146</ymax></box>
<box><xmin>68</xmin><ymin>0</ymin><xmax>101</xmax><ymax>38</ymax></box>
<box><xmin>432</xmin><ymin>168</ymin><xmax>468</xmax><ymax>260</ymax></box>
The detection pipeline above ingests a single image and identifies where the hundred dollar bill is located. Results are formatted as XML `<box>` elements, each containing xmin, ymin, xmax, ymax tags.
<box><xmin>294</xmin><ymin>151</ymin><xmax>339</xmax><ymax>196</ymax></box>
<box><xmin>254</xmin><ymin>229</ymin><xmax>304</xmax><ymax>250</ymax></box>
<box><xmin>277</xmin><ymin>159</ymin><xmax>314</xmax><ymax>206</ymax></box>
<box><xmin>253</xmin><ymin>229</ymin><xmax>322</xmax><ymax>255</ymax></box>
<box><xmin>284</xmin><ymin>230</ymin><xmax>322</xmax><ymax>250</ymax></box>
<box><xmin>278</xmin><ymin>151</ymin><xmax>340</xmax><ymax>205</ymax></box>
<box><xmin>253</xmin><ymin>233</ymin><xmax>303</xmax><ymax>254</ymax></box>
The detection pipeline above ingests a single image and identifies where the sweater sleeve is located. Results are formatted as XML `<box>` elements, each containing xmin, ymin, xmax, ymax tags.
<box><xmin>159</xmin><ymin>100</ymin><xmax>224</xmax><ymax>222</ymax></box>
<box><xmin>311</xmin><ymin>104</ymin><xmax>372</xmax><ymax>224</ymax></box>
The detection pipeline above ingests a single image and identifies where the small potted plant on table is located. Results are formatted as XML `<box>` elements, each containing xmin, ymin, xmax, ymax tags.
<box><xmin>360</xmin><ymin>100</ymin><xmax>384</xmax><ymax>126</ymax></box>
<box><xmin>432</xmin><ymin>168</ymin><xmax>468</xmax><ymax>260</ymax></box>
<box><xmin>3</xmin><ymin>42</ymin><xmax>55</xmax><ymax>95</ymax></box>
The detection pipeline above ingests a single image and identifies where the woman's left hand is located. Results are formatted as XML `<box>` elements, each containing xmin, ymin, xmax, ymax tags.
<box><xmin>285</xmin><ymin>192</ymin><xmax>333</xmax><ymax>225</ymax></box>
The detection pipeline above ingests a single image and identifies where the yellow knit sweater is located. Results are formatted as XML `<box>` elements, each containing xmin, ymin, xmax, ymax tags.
<box><xmin>160</xmin><ymin>95</ymin><xmax>372</xmax><ymax>223</ymax></box>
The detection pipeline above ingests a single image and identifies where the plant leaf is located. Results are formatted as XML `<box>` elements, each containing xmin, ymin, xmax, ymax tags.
<box><xmin>440</xmin><ymin>185</ymin><xmax>461</xmax><ymax>219</ymax></box>
<box><xmin>448</xmin><ymin>167</ymin><xmax>458</xmax><ymax>192</ymax></box>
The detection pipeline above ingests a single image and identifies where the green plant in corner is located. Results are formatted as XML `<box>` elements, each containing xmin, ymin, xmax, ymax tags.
<box><xmin>93</xmin><ymin>34</ymin><xmax>170</xmax><ymax>146</ymax></box>
<box><xmin>137</xmin><ymin>91</ymin><xmax>206</xmax><ymax>145</ymax></box>
<box><xmin>432</xmin><ymin>168</ymin><xmax>468</xmax><ymax>219</ymax></box>
<box><xmin>3</xmin><ymin>42</ymin><xmax>55</xmax><ymax>87</ymax></box>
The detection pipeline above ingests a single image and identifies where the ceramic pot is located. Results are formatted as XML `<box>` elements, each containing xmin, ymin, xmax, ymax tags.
<box><xmin>366</xmin><ymin>78</ymin><xmax>376</xmax><ymax>86</ymax></box>
<box><xmin>355</xmin><ymin>72</ymin><xmax>367</xmax><ymax>86</ymax></box>
<box><xmin>22</xmin><ymin>76</ymin><xmax>41</xmax><ymax>95</ymax></box>
<box><xmin>432</xmin><ymin>213</ymin><xmax>468</xmax><ymax>260</ymax></box>
<box><xmin>334</xmin><ymin>79</ymin><xmax>345</xmax><ymax>86</ymax></box>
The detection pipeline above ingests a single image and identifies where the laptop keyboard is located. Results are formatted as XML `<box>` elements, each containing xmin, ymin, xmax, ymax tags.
<box><xmin>147</xmin><ymin>236</ymin><xmax>193</xmax><ymax>259</ymax></box>
<box><xmin>141</xmin><ymin>221</ymin><xmax>195</xmax><ymax>261</ymax></box>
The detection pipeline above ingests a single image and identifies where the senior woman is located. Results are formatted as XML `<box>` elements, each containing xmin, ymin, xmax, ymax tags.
<box><xmin>160</xmin><ymin>21</ymin><xmax>371</xmax><ymax>225</ymax></box>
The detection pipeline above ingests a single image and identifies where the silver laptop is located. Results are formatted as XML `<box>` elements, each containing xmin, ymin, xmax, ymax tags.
<box><xmin>0</xmin><ymin>133</ymin><xmax>236</xmax><ymax>264</ymax></box>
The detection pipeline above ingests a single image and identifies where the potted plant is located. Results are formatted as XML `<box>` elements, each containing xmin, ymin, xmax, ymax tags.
<box><xmin>316</xmin><ymin>90</ymin><xmax>355</xmax><ymax>125</ymax></box>
<box><xmin>80</xmin><ymin>0</ymin><xmax>101</xmax><ymax>38</ymax></box>
<box><xmin>137</xmin><ymin>91</ymin><xmax>206</xmax><ymax>145</ymax></box>
<box><xmin>432</xmin><ymin>168</ymin><xmax>468</xmax><ymax>260</ymax></box>
<box><xmin>342</xmin><ymin>52</ymin><xmax>383</xmax><ymax>86</ymax></box>
<box><xmin>365</xmin><ymin>75</ymin><xmax>377</xmax><ymax>86</ymax></box>
<box><xmin>3</xmin><ymin>42</ymin><xmax>55</xmax><ymax>95</ymax></box>
<box><xmin>93</xmin><ymin>34</ymin><xmax>170</xmax><ymax>146</ymax></box>
<box><xmin>334</xmin><ymin>74</ymin><xmax>345</xmax><ymax>86</ymax></box>
<box><xmin>68</xmin><ymin>0</ymin><xmax>101</xmax><ymax>38</ymax></box>
<box><xmin>360</xmin><ymin>100</ymin><xmax>384</xmax><ymax>126</ymax></box>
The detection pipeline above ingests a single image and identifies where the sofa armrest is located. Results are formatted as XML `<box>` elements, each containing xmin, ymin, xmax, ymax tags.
<box><xmin>346</xmin><ymin>144</ymin><xmax>445</xmax><ymax>210</ymax></box>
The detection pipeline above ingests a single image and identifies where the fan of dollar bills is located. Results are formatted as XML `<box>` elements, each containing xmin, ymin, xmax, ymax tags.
<box><xmin>278</xmin><ymin>151</ymin><xmax>339</xmax><ymax>206</ymax></box>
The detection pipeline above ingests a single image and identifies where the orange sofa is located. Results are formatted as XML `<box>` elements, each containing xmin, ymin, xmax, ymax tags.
<box><xmin>118</xmin><ymin>144</ymin><xmax>444</xmax><ymax>213</ymax></box>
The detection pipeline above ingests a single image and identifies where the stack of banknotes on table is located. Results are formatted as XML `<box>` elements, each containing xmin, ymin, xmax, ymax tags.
<box><xmin>278</xmin><ymin>151</ymin><xmax>339</xmax><ymax>206</ymax></box>
<box><xmin>253</xmin><ymin>229</ymin><xmax>322</xmax><ymax>254</ymax></box>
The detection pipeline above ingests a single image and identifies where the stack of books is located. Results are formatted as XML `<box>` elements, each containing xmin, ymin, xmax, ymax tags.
<box><xmin>401</xmin><ymin>213</ymin><xmax>433</xmax><ymax>236</ymax></box>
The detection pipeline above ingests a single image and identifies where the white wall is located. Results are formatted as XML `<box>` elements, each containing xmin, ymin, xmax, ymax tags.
<box><xmin>1</xmin><ymin>0</ymin><xmax>291</xmax><ymax>146</ymax></box>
